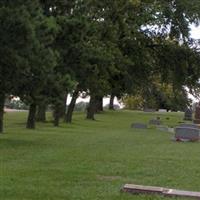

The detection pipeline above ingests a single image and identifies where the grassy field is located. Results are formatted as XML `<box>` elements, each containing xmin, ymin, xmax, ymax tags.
<box><xmin>1</xmin><ymin>110</ymin><xmax>200</xmax><ymax>200</ymax></box>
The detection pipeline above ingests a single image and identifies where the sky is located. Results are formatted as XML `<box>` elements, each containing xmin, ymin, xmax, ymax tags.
<box><xmin>190</xmin><ymin>24</ymin><xmax>200</xmax><ymax>39</ymax></box>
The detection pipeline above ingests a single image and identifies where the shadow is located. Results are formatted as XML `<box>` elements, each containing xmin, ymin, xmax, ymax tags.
<box><xmin>0</xmin><ymin>138</ymin><xmax>36</xmax><ymax>149</ymax></box>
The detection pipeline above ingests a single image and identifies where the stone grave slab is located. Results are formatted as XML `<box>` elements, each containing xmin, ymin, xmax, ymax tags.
<box><xmin>175</xmin><ymin>127</ymin><xmax>200</xmax><ymax>141</ymax></box>
<box><xmin>164</xmin><ymin>189</ymin><xmax>200</xmax><ymax>199</ymax></box>
<box><xmin>143</xmin><ymin>108</ymin><xmax>156</xmax><ymax>112</ymax></box>
<box><xmin>122</xmin><ymin>184</ymin><xmax>200</xmax><ymax>199</ymax></box>
<box><xmin>158</xmin><ymin>109</ymin><xmax>167</xmax><ymax>112</ymax></box>
<box><xmin>131</xmin><ymin>123</ymin><xmax>147</xmax><ymax>129</ymax></box>
<box><xmin>122</xmin><ymin>184</ymin><xmax>164</xmax><ymax>195</ymax></box>
<box><xmin>178</xmin><ymin>123</ymin><xmax>200</xmax><ymax>129</ymax></box>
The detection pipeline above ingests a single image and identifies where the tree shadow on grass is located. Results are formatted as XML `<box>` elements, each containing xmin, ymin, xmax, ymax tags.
<box><xmin>0</xmin><ymin>138</ymin><xmax>37</xmax><ymax>149</ymax></box>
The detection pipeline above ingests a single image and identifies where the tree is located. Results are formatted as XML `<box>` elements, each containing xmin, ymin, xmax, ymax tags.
<box><xmin>0</xmin><ymin>0</ymin><xmax>59</xmax><ymax>130</ymax></box>
<box><xmin>0</xmin><ymin>1</ymin><xmax>48</xmax><ymax>132</ymax></box>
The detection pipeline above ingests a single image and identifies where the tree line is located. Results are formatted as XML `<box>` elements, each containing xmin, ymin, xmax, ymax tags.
<box><xmin>1</xmin><ymin>0</ymin><xmax>200</xmax><ymax>133</ymax></box>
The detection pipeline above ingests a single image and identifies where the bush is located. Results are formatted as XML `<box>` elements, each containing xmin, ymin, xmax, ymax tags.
<box><xmin>122</xmin><ymin>95</ymin><xmax>144</xmax><ymax>110</ymax></box>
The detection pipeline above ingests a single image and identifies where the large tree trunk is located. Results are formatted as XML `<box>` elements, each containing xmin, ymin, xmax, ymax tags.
<box><xmin>86</xmin><ymin>94</ymin><xmax>96</xmax><ymax>120</ymax></box>
<box><xmin>63</xmin><ymin>92</ymin><xmax>68</xmax><ymax>116</ymax></box>
<box><xmin>60</xmin><ymin>92</ymin><xmax>68</xmax><ymax>118</ymax></box>
<box><xmin>26</xmin><ymin>103</ymin><xmax>37</xmax><ymax>129</ymax></box>
<box><xmin>96</xmin><ymin>96</ymin><xmax>103</xmax><ymax>113</ymax></box>
<box><xmin>109</xmin><ymin>94</ymin><xmax>115</xmax><ymax>110</ymax></box>
<box><xmin>53</xmin><ymin>103</ymin><xmax>63</xmax><ymax>127</ymax></box>
<box><xmin>36</xmin><ymin>102</ymin><xmax>46</xmax><ymax>122</ymax></box>
<box><xmin>53</xmin><ymin>106</ymin><xmax>59</xmax><ymax>127</ymax></box>
<box><xmin>0</xmin><ymin>93</ymin><xmax>5</xmax><ymax>133</ymax></box>
<box><xmin>65</xmin><ymin>89</ymin><xmax>79</xmax><ymax>123</ymax></box>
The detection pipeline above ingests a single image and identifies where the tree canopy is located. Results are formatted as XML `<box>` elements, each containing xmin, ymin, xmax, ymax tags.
<box><xmin>1</xmin><ymin>0</ymin><xmax>200</xmax><ymax>132</ymax></box>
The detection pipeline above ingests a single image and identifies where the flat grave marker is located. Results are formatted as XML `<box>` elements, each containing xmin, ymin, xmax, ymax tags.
<box><xmin>175</xmin><ymin>127</ymin><xmax>200</xmax><ymax>142</ymax></box>
<box><xmin>131</xmin><ymin>123</ymin><xmax>147</xmax><ymax>129</ymax></box>
<box><xmin>143</xmin><ymin>108</ymin><xmax>156</xmax><ymax>112</ymax></box>
<box><xmin>122</xmin><ymin>184</ymin><xmax>200</xmax><ymax>199</ymax></box>
<box><xmin>158</xmin><ymin>109</ymin><xmax>167</xmax><ymax>112</ymax></box>
<box><xmin>178</xmin><ymin>123</ymin><xmax>200</xmax><ymax>129</ymax></box>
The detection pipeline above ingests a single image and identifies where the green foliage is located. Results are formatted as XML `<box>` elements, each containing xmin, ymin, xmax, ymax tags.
<box><xmin>123</xmin><ymin>95</ymin><xmax>144</xmax><ymax>110</ymax></box>
<box><xmin>1</xmin><ymin>0</ymin><xmax>200</xmax><ymax>129</ymax></box>
<box><xmin>123</xmin><ymin>81</ymin><xmax>191</xmax><ymax>111</ymax></box>
<box><xmin>0</xmin><ymin>5</ymin><xmax>36</xmax><ymax>94</ymax></box>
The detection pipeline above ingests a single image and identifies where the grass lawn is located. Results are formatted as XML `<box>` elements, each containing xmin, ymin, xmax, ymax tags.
<box><xmin>1</xmin><ymin>110</ymin><xmax>200</xmax><ymax>200</ymax></box>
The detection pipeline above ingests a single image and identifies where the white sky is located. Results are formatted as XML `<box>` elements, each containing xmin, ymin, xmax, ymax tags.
<box><xmin>190</xmin><ymin>24</ymin><xmax>200</xmax><ymax>39</ymax></box>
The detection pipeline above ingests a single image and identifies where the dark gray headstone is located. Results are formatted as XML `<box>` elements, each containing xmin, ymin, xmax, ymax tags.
<box><xmin>178</xmin><ymin>123</ymin><xmax>200</xmax><ymax>129</ymax></box>
<box><xmin>175</xmin><ymin>127</ymin><xmax>200</xmax><ymax>141</ymax></box>
<box><xmin>143</xmin><ymin>108</ymin><xmax>156</xmax><ymax>112</ymax></box>
<box><xmin>149</xmin><ymin>119</ymin><xmax>161</xmax><ymax>125</ymax></box>
<box><xmin>184</xmin><ymin>108</ymin><xmax>193</xmax><ymax>121</ymax></box>
<box><xmin>131</xmin><ymin>123</ymin><xmax>147</xmax><ymax>129</ymax></box>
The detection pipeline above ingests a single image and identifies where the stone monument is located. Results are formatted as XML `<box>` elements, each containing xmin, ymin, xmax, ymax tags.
<box><xmin>183</xmin><ymin>108</ymin><xmax>192</xmax><ymax>121</ymax></box>
<box><xmin>193</xmin><ymin>102</ymin><xmax>200</xmax><ymax>124</ymax></box>
<box><xmin>131</xmin><ymin>123</ymin><xmax>147</xmax><ymax>129</ymax></box>
<box><xmin>175</xmin><ymin>127</ymin><xmax>200</xmax><ymax>142</ymax></box>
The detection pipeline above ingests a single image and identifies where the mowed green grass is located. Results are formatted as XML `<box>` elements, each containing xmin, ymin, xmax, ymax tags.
<box><xmin>1</xmin><ymin>110</ymin><xmax>200</xmax><ymax>200</ymax></box>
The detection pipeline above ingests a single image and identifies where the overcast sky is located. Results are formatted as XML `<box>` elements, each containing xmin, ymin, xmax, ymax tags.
<box><xmin>190</xmin><ymin>24</ymin><xmax>200</xmax><ymax>39</ymax></box>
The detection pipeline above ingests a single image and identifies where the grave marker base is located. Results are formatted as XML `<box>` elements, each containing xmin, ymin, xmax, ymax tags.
<box><xmin>122</xmin><ymin>184</ymin><xmax>200</xmax><ymax>199</ymax></box>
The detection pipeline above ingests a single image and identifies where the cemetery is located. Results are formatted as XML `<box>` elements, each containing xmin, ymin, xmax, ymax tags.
<box><xmin>2</xmin><ymin>109</ymin><xmax>200</xmax><ymax>200</ymax></box>
<box><xmin>2</xmin><ymin>1</ymin><xmax>200</xmax><ymax>200</ymax></box>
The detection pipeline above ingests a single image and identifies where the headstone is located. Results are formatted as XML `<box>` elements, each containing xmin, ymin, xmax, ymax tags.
<box><xmin>184</xmin><ymin>108</ymin><xmax>192</xmax><ymax>121</ymax></box>
<box><xmin>175</xmin><ymin>127</ymin><xmax>200</xmax><ymax>141</ymax></box>
<box><xmin>194</xmin><ymin>102</ymin><xmax>200</xmax><ymax>124</ymax></box>
<box><xmin>157</xmin><ymin>126</ymin><xmax>174</xmax><ymax>133</ymax></box>
<box><xmin>178</xmin><ymin>123</ymin><xmax>200</xmax><ymax>129</ymax></box>
<box><xmin>158</xmin><ymin>109</ymin><xmax>167</xmax><ymax>112</ymax></box>
<box><xmin>168</xmin><ymin>127</ymin><xmax>174</xmax><ymax>133</ymax></box>
<box><xmin>131</xmin><ymin>123</ymin><xmax>147</xmax><ymax>129</ymax></box>
<box><xmin>122</xmin><ymin>184</ymin><xmax>200</xmax><ymax>199</ymax></box>
<box><xmin>143</xmin><ymin>108</ymin><xmax>156</xmax><ymax>112</ymax></box>
<box><xmin>149</xmin><ymin>119</ymin><xmax>161</xmax><ymax>125</ymax></box>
